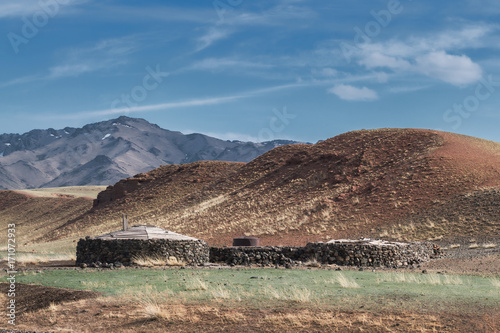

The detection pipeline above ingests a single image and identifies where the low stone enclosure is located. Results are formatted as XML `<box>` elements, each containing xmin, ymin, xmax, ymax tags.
<box><xmin>77</xmin><ymin>226</ymin><xmax>437</xmax><ymax>268</ymax></box>
<box><xmin>76</xmin><ymin>225</ymin><xmax>209</xmax><ymax>267</ymax></box>
<box><xmin>210</xmin><ymin>239</ymin><xmax>438</xmax><ymax>268</ymax></box>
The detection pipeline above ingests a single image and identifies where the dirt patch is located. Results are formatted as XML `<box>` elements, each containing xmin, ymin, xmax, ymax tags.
<box><xmin>0</xmin><ymin>283</ymin><xmax>100</xmax><ymax>316</ymax></box>
<box><xmin>8</xmin><ymin>298</ymin><xmax>499</xmax><ymax>332</ymax></box>
<box><xmin>420</xmin><ymin>252</ymin><xmax>500</xmax><ymax>276</ymax></box>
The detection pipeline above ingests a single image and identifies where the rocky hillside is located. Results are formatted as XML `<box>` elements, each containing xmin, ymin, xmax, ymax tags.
<box><xmin>47</xmin><ymin>128</ymin><xmax>500</xmax><ymax>246</ymax></box>
<box><xmin>0</xmin><ymin>116</ymin><xmax>298</xmax><ymax>189</ymax></box>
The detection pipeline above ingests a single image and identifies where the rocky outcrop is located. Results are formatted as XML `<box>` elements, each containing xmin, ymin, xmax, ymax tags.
<box><xmin>93</xmin><ymin>173</ymin><xmax>151</xmax><ymax>207</ymax></box>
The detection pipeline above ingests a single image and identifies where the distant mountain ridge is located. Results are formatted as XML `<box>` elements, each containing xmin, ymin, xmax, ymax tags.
<box><xmin>0</xmin><ymin>116</ymin><xmax>300</xmax><ymax>189</ymax></box>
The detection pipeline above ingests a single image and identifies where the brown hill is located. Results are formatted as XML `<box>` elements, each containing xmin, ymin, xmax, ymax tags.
<box><xmin>17</xmin><ymin>129</ymin><xmax>500</xmax><ymax>246</ymax></box>
<box><xmin>0</xmin><ymin>190</ymin><xmax>93</xmax><ymax>246</ymax></box>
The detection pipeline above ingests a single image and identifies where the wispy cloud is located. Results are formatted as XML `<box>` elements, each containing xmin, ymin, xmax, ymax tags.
<box><xmin>328</xmin><ymin>84</ymin><xmax>378</xmax><ymax>101</ymax></box>
<box><xmin>223</xmin><ymin>3</ymin><xmax>316</xmax><ymax>27</ymax></box>
<box><xmin>2</xmin><ymin>36</ymin><xmax>139</xmax><ymax>86</ymax></box>
<box><xmin>0</xmin><ymin>0</ymin><xmax>88</xmax><ymax>18</ymax></box>
<box><xmin>387</xmin><ymin>85</ymin><xmax>431</xmax><ymax>94</ymax></box>
<box><xmin>52</xmin><ymin>82</ymin><xmax>308</xmax><ymax>120</ymax></box>
<box><xmin>78</xmin><ymin>95</ymin><xmax>244</xmax><ymax>118</ymax></box>
<box><xmin>188</xmin><ymin>57</ymin><xmax>273</xmax><ymax>71</ymax></box>
<box><xmin>0</xmin><ymin>0</ymin><xmax>42</xmax><ymax>17</ymax></box>
<box><xmin>195</xmin><ymin>27</ymin><xmax>231</xmax><ymax>52</ymax></box>
<box><xmin>80</xmin><ymin>3</ymin><xmax>213</xmax><ymax>23</ymax></box>
<box><xmin>311</xmin><ymin>67</ymin><xmax>338</xmax><ymax>78</ymax></box>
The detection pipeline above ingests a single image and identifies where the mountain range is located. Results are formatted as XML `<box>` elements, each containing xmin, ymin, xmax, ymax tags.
<box><xmin>0</xmin><ymin>116</ymin><xmax>298</xmax><ymax>189</ymax></box>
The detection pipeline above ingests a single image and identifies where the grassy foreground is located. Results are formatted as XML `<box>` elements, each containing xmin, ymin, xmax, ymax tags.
<box><xmin>14</xmin><ymin>268</ymin><xmax>500</xmax><ymax>314</ymax></box>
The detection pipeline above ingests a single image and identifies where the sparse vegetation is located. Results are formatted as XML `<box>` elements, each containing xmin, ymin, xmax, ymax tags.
<box><xmin>377</xmin><ymin>272</ymin><xmax>466</xmax><ymax>286</ymax></box>
<box><xmin>336</xmin><ymin>273</ymin><xmax>360</xmax><ymax>288</ymax></box>
<box><xmin>185</xmin><ymin>277</ymin><xmax>208</xmax><ymax>291</ymax></box>
<box><xmin>131</xmin><ymin>254</ymin><xmax>185</xmax><ymax>267</ymax></box>
<box><xmin>490</xmin><ymin>278</ymin><xmax>500</xmax><ymax>288</ymax></box>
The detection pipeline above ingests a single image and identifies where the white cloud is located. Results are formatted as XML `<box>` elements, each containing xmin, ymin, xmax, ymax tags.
<box><xmin>312</xmin><ymin>67</ymin><xmax>338</xmax><ymax>77</ymax></box>
<box><xmin>349</xmin><ymin>25</ymin><xmax>493</xmax><ymax>86</ymax></box>
<box><xmin>388</xmin><ymin>85</ymin><xmax>430</xmax><ymax>93</ymax></box>
<box><xmin>81</xmin><ymin>4</ymin><xmax>212</xmax><ymax>24</ymax></box>
<box><xmin>0</xmin><ymin>0</ymin><xmax>88</xmax><ymax>18</ymax></box>
<box><xmin>415</xmin><ymin>51</ymin><xmax>482</xmax><ymax>86</ymax></box>
<box><xmin>3</xmin><ymin>36</ymin><xmax>139</xmax><ymax>85</ymax></box>
<box><xmin>328</xmin><ymin>84</ymin><xmax>378</xmax><ymax>101</ymax></box>
<box><xmin>223</xmin><ymin>3</ymin><xmax>316</xmax><ymax>27</ymax></box>
<box><xmin>47</xmin><ymin>37</ymin><xmax>138</xmax><ymax>78</ymax></box>
<box><xmin>424</xmin><ymin>25</ymin><xmax>494</xmax><ymax>50</ymax></box>
<box><xmin>195</xmin><ymin>28</ymin><xmax>231</xmax><ymax>52</ymax></box>
<box><xmin>52</xmin><ymin>82</ymin><xmax>307</xmax><ymax>119</ymax></box>
<box><xmin>0</xmin><ymin>0</ymin><xmax>41</xmax><ymax>17</ymax></box>
<box><xmin>359</xmin><ymin>52</ymin><xmax>411</xmax><ymax>71</ymax></box>
<box><xmin>188</xmin><ymin>58</ymin><xmax>273</xmax><ymax>71</ymax></box>
<box><xmin>48</xmin><ymin>64</ymin><xmax>93</xmax><ymax>78</ymax></box>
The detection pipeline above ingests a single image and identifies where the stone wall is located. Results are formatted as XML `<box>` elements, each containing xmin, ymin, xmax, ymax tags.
<box><xmin>209</xmin><ymin>246</ymin><xmax>300</xmax><ymax>267</ymax></box>
<box><xmin>210</xmin><ymin>240</ymin><xmax>436</xmax><ymax>268</ymax></box>
<box><xmin>301</xmin><ymin>240</ymin><xmax>435</xmax><ymax>267</ymax></box>
<box><xmin>76</xmin><ymin>237</ymin><xmax>209</xmax><ymax>267</ymax></box>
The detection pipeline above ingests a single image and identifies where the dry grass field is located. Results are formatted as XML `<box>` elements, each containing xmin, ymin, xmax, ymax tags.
<box><xmin>1</xmin><ymin>259</ymin><xmax>499</xmax><ymax>332</ymax></box>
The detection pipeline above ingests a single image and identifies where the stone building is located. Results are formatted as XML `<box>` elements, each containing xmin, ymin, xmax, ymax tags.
<box><xmin>76</xmin><ymin>225</ymin><xmax>209</xmax><ymax>267</ymax></box>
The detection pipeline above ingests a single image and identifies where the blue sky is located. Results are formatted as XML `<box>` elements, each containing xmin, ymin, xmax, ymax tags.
<box><xmin>1</xmin><ymin>0</ymin><xmax>499</xmax><ymax>143</ymax></box>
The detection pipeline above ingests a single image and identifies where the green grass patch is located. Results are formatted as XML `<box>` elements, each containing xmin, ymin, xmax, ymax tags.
<box><xmin>11</xmin><ymin>268</ymin><xmax>500</xmax><ymax>314</ymax></box>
